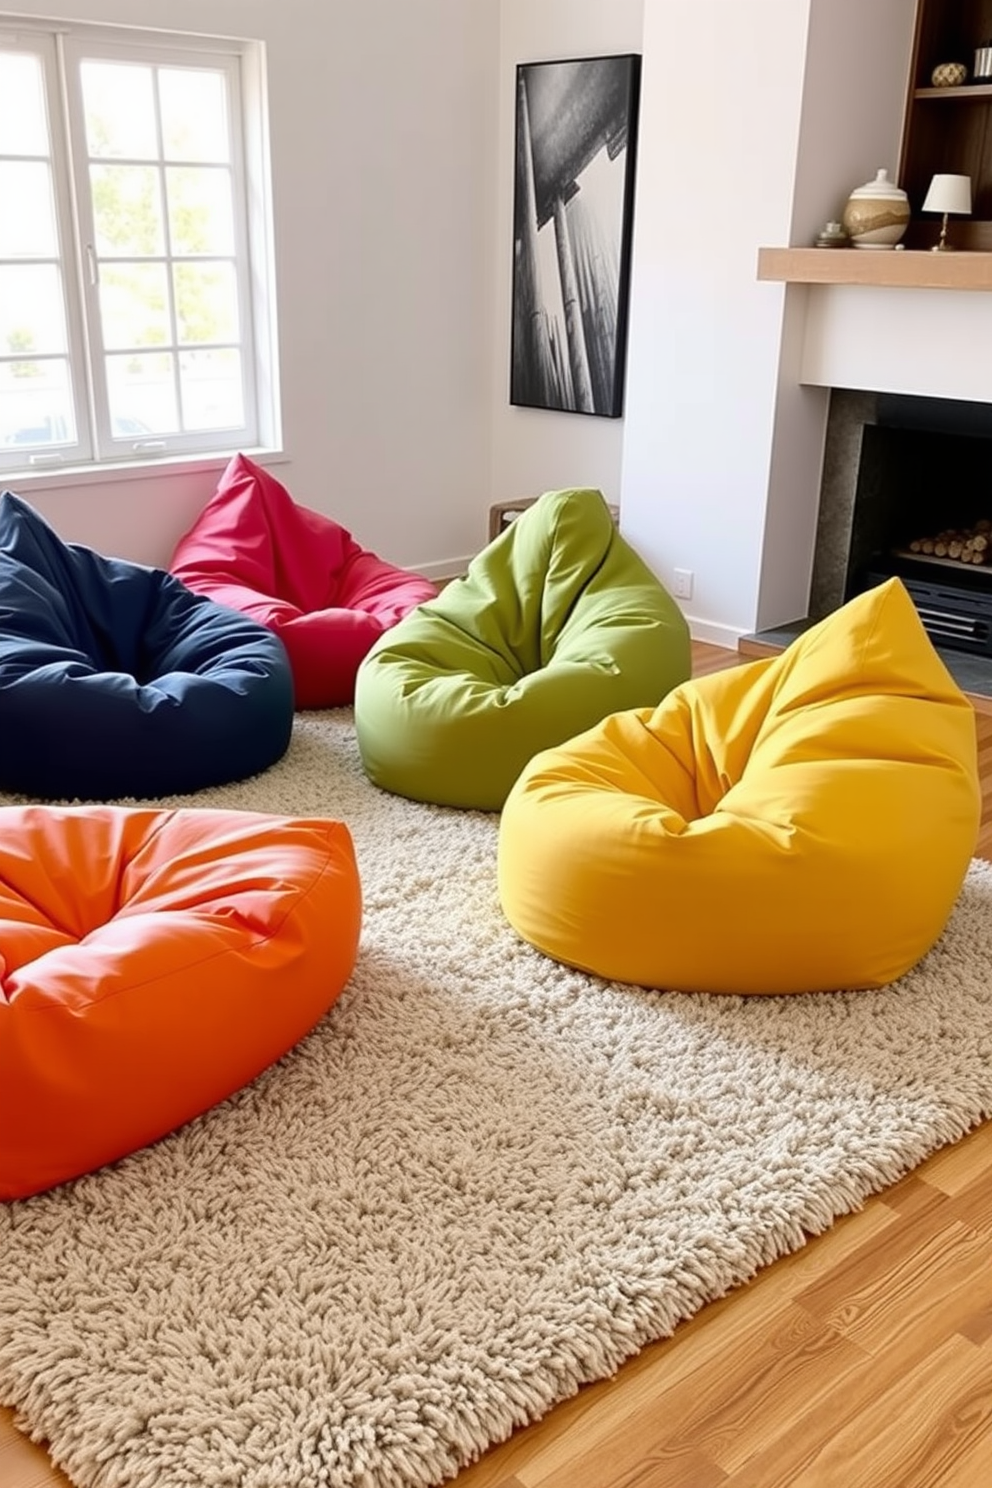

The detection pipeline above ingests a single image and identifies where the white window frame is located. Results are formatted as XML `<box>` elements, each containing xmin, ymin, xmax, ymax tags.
<box><xmin>0</xmin><ymin>19</ymin><xmax>277</xmax><ymax>479</ymax></box>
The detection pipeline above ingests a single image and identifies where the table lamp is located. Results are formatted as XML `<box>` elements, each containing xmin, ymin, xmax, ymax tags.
<box><xmin>922</xmin><ymin>173</ymin><xmax>972</xmax><ymax>251</ymax></box>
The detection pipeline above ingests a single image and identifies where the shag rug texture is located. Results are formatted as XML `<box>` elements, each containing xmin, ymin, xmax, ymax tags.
<box><xmin>2</xmin><ymin>710</ymin><xmax>992</xmax><ymax>1488</ymax></box>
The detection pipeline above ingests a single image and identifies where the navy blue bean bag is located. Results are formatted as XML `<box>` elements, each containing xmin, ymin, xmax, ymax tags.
<box><xmin>0</xmin><ymin>492</ymin><xmax>295</xmax><ymax>800</ymax></box>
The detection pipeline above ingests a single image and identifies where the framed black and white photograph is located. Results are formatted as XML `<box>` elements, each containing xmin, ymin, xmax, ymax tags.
<box><xmin>510</xmin><ymin>53</ymin><xmax>641</xmax><ymax>419</ymax></box>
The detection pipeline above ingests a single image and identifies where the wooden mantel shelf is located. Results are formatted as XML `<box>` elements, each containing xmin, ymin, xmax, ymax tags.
<box><xmin>758</xmin><ymin>246</ymin><xmax>992</xmax><ymax>291</ymax></box>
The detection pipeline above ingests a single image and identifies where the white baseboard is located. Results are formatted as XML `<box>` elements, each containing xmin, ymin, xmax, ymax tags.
<box><xmin>415</xmin><ymin>556</ymin><xmax>473</xmax><ymax>584</ymax></box>
<box><xmin>686</xmin><ymin>616</ymin><xmax>746</xmax><ymax>651</ymax></box>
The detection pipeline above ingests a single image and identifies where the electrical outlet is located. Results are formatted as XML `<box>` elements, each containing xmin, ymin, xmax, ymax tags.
<box><xmin>673</xmin><ymin>568</ymin><xmax>694</xmax><ymax>600</ymax></box>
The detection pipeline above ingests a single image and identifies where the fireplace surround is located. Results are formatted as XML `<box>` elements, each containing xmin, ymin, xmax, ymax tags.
<box><xmin>744</xmin><ymin>388</ymin><xmax>992</xmax><ymax>706</ymax></box>
<box><xmin>812</xmin><ymin>391</ymin><xmax>992</xmax><ymax>655</ymax></box>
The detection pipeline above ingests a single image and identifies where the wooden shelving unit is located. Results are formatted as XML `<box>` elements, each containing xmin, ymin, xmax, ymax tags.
<box><xmin>898</xmin><ymin>0</ymin><xmax>992</xmax><ymax>248</ymax></box>
<box><xmin>757</xmin><ymin>245</ymin><xmax>992</xmax><ymax>290</ymax></box>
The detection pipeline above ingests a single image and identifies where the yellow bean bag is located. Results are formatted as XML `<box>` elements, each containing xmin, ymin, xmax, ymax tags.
<box><xmin>498</xmin><ymin>578</ymin><xmax>981</xmax><ymax>995</ymax></box>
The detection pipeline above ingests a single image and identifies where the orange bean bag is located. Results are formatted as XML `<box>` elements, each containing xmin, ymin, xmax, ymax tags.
<box><xmin>0</xmin><ymin>805</ymin><xmax>362</xmax><ymax>1200</ymax></box>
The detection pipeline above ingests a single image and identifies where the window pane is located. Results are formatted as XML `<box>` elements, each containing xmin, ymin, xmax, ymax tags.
<box><xmin>0</xmin><ymin>162</ymin><xmax>58</xmax><ymax>257</ymax></box>
<box><xmin>0</xmin><ymin>359</ymin><xmax>75</xmax><ymax>448</ymax></box>
<box><xmin>90</xmin><ymin>164</ymin><xmax>165</xmax><ymax>257</ymax></box>
<box><xmin>166</xmin><ymin>166</ymin><xmax>235</xmax><ymax>255</ymax></box>
<box><xmin>81</xmin><ymin>61</ymin><xmax>157</xmax><ymax>159</ymax></box>
<box><xmin>0</xmin><ymin>265</ymin><xmax>68</xmax><ymax>354</ymax></box>
<box><xmin>106</xmin><ymin>350</ymin><xmax>178</xmax><ymax>434</ymax></box>
<box><xmin>160</xmin><ymin>70</ymin><xmax>229</xmax><ymax>163</ymax></box>
<box><xmin>98</xmin><ymin>263</ymin><xmax>171</xmax><ymax>349</ymax></box>
<box><xmin>0</xmin><ymin>52</ymin><xmax>49</xmax><ymax>155</ymax></box>
<box><xmin>43</xmin><ymin>35</ymin><xmax>260</xmax><ymax>461</ymax></box>
<box><xmin>180</xmin><ymin>347</ymin><xmax>243</xmax><ymax>430</ymax></box>
<box><xmin>174</xmin><ymin>262</ymin><xmax>239</xmax><ymax>344</ymax></box>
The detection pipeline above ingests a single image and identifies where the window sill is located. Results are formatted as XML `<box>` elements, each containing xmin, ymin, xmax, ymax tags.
<box><xmin>1</xmin><ymin>446</ymin><xmax>288</xmax><ymax>493</ymax></box>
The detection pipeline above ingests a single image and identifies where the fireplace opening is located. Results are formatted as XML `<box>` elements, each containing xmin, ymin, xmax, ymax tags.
<box><xmin>841</xmin><ymin>396</ymin><xmax>992</xmax><ymax>656</ymax></box>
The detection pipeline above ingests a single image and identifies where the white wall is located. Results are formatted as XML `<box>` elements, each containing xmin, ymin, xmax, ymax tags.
<box><xmin>755</xmin><ymin>0</ymin><xmax>914</xmax><ymax>633</ymax></box>
<box><xmin>620</xmin><ymin>0</ymin><xmax>916</xmax><ymax>645</ymax></box>
<box><xmin>620</xmin><ymin>0</ymin><xmax>812</xmax><ymax>646</ymax></box>
<box><xmin>5</xmin><ymin>0</ymin><xmax>499</xmax><ymax>574</ymax></box>
<box><xmin>5</xmin><ymin>0</ymin><xmax>923</xmax><ymax>634</ymax></box>
<box><xmin>489</xmin><ymin>0</ymin><xmax>644</xmax><ymax>510</ymax></box>
<box><xmin>797</xmin><ymin>285</ymin><xmax>992</xmax><ymax>402</ymax></box>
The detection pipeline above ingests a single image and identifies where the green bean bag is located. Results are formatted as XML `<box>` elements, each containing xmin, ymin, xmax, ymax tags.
<box><xmin>354</xmin><ymin>488</ymin><xmax>691</xmax><ymax>809</ymax></box>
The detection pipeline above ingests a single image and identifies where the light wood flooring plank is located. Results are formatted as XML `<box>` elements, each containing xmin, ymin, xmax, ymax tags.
<box><xmin>795</xmin><ymin>1212</ymin><xmax>991</xmax><ymax>1356</ymax></box>
<box><xmin>0</xmin><ymin>1428</ymin><xmax>67</xmax><ymax>1488</ymax></box>
<box><xmin>725</xmin><ymin>1333</ymin><xmax>992</xmax><ymax>1488</ymax></box>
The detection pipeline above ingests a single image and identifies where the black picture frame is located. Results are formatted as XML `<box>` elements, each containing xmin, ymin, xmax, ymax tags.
<box><xmin>510</xmin><ymin>53</ymin><xmax>641</xmax><ymax>419</ymax></box>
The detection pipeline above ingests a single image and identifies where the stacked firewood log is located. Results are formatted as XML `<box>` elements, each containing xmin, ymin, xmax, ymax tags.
<box><xmin>907</xmin><ymin>518</ymin><xmax>992</xmax><ymax>564</ymax></box>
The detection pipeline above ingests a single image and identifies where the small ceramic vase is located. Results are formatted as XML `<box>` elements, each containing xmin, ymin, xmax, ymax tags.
<box><xmin>814</xmin><ymin>220</ymin><xmax>850</xmax><ymax>249</ymax></box>
<box><xmin>841</xmin><ymin>168</ymin><xmax>911</xmax><ymax>250</ymax></box>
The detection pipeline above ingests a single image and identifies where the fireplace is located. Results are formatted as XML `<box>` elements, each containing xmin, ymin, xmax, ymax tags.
<box><xmin>810</xmin><ymin>392</ymin><xmax>992</xmax><ymax>657</ymax></box>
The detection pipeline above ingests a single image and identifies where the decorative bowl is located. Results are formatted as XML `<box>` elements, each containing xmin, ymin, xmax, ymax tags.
<box><xmin>931</xmin><ymin>61</ymin><xmax>968</xmax><ymax>87</ymax></box>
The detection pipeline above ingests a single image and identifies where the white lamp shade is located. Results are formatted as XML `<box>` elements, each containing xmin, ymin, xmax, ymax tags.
<box><xmin>922</xmin><ymin>173</ymin><xmax>972</xmax><ymax>215</ymax></box>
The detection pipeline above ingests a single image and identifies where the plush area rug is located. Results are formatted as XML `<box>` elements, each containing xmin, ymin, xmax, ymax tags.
<box><xmin>2</xmin><ymin>709</ymin><xmax>992</xmax><ymax>1488</ymax></box>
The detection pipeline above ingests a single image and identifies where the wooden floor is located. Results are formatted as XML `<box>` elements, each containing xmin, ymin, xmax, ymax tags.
<box><xmin>4</xmin><ymin>640</ymin><xmax>992</xmax><ymax>1488</ymax></box>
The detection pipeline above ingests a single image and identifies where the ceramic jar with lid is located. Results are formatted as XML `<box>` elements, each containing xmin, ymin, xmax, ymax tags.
<box><xmin>841</xmin><ymin>168</ymin><xmax>911</xmax><ymax>250</ymax></box>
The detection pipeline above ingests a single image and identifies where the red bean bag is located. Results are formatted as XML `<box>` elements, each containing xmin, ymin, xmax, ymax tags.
<box><xmin>0</xmin><ymin>804</ymin><xmax>362</xmax><ymax>1200</ymax></box>
<box><xmin>170</xmin><ymin>455</ymin><xmax>437</xmax><ymax>707</ymax></box>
